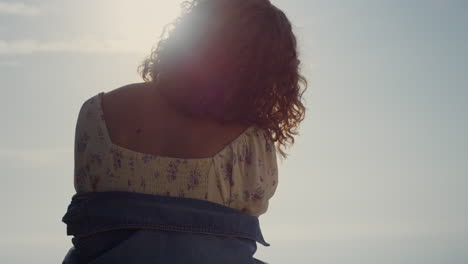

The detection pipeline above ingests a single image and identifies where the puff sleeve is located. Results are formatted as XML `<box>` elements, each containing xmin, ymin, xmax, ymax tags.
<box><xmin>73</xmin><ymin>99</ymin><xmax>92</xmax><ymax>192</ymax></box>
<box><xmin>73</xmin><ymin>96</ymin><xmax>107</xmax><ymax>193</ymax></box>
<box><xmin>213</xmin><ymin>127</ymin><xmax>278</xmax><ymax>217</ymax></box>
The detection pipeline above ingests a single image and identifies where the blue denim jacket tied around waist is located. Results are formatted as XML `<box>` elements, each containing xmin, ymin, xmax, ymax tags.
<box><xmin>62</xmin><ymin>191</ymin><xmax>270</xmax><ymax>264</ymax></box>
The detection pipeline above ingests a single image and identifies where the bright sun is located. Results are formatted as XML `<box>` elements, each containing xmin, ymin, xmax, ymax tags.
<box><xmin>98</xmin><ymin>0</ymin><xmax>182</xmax><ymax>54</ymax></box>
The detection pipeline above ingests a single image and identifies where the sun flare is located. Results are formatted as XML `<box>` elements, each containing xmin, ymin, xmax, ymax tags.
<box><xmin>94</xmin><ymin>0</ymin><xmax>182</xmax><ymax>54</ymax></box>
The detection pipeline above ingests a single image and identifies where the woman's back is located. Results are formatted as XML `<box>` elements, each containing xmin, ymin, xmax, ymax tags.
<box><xmin>74</xmin><ymin>82</ymin><xmax>278</xmax><ymax>217</ymax></box>
<box><xmin>101</xmin><ymin>82</ymin><xmax>251</xmax><ymax>159</ymax></box>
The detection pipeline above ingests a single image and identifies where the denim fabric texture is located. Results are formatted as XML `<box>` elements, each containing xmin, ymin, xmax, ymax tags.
<box><xmin>62</xmin><ymin>191</ymin><xmax>270</xmax><ymax>264</ymax></box>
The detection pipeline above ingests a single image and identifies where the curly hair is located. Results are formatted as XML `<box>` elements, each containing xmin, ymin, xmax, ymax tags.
<box><xmin>138</xmin><ymin>0</ymin><xmax>307</xmax><ymax>158</ymax></box>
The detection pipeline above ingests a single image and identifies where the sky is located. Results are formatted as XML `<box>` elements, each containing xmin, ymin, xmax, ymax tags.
<box><xmin>1</xmin><ymin>0</ymin><xmax>467</xmax><ymax>263</ymax></box>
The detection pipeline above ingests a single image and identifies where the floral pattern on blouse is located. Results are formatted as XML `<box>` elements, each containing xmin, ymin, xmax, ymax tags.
<box><xmin>166</xmin><ymin>160</ymin><xmax>179</xmax><ymax>182</ymax></box>
<box><xmin>187</xmin><ymin>168</ymin><xmax>201</xmax><ymax>190</ymax></box>
<box><xmin>223</xmin><ymin>163</ymin><xmax>234</xmax><ymax>187</ymax></box>
<box><xmin>110</xmin><ymin>148</ymin><xmax>123</xmax><ymax>170</ymax></box>
<box><xmin>73</xmin><ymin>92</ymin><xmax>279</xmax><ymax>217</ymax></box>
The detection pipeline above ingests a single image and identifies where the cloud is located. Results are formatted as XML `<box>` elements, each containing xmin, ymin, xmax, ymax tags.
<box><xmin>0</xmin><ymin>60</ymin><xmax>20</xmax><ymax>67</ymax></box>
<box><xmin>0</xmin><ymin>39</ymin><xmax>145</xmax><ymax>55</ymax></box>
<box><xmin>0</xmin><ymin>2</ymin><xmax>40</xmax><ymax>16</ymax></box>
<box><xmin>0</xmin><ymin>147</ymin><xmax>72</xmax><ymax>165</ymax></box>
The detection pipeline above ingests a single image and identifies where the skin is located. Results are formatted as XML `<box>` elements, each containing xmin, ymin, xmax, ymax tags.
<box><xmin>101</xmin><ymin>82</ymin><xmax>250</xmax><ymax>159</ymax></box>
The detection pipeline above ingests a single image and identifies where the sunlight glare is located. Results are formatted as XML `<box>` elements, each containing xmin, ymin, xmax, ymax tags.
<box><xmin>96</xmin><ymin>0</ymin><xmax>182</xmax><ymax>54</ymax></box>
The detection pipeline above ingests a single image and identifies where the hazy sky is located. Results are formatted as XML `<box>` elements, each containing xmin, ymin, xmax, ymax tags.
<box><xmin>1</xmin><ymin>0</ymin><xmax>467</xmax><ymax>263</ymax></box>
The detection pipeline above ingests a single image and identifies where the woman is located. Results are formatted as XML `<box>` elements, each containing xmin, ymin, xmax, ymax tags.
<box><xmin>62</xmin><ymin>0</ymin><xmax>307</xmax><ymax>263</ymax></box>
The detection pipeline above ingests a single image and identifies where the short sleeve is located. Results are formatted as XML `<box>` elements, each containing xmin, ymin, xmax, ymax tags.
<box><xmin>213</xmin><ymin>127</ymin><xmax>278</xmax><ymax>217</ymax></box>
<box><xmin>74</xmin><ymin>99</ymin><xmax>91</xmax><ymax>192</ymax></box>
<box><xmin>73</xmin><ymin>95</ymin><xmax>107</xmax><ymax>193</ymax></box>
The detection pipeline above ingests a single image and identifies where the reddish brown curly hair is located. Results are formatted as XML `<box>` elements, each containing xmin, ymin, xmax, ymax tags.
<box><xmin>139</xmin><ymin>0</ymin><xmax>307</xmax><ymax>158</ymax></box>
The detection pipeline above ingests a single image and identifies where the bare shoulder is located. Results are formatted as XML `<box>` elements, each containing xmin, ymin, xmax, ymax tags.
<box><xmin>100</xmin><ymin>81</ymin><xmax>253</xmax><ymax>157</ymax></box>
<box><xmin>102</xmin><ymin>82</ymin><xmax>147</xmax><ymax>106</ymax></box>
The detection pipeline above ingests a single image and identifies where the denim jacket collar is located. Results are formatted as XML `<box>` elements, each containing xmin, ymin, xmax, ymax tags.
<box><xmin>62</xmin><ymin>191</ymin><xmax>270</xmax><ymax>247</ymax></box>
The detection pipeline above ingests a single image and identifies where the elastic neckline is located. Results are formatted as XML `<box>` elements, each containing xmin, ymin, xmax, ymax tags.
<box><xmin>96</xmin><ymin>92</ymin><xmax>253</xmax><ymax>161</ymax></box>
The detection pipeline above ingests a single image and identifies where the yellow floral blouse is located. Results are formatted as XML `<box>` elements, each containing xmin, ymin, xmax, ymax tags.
<box><xmin>74</xmin><ymin>92</ymin><xmax>278</xmax><ymax>217</ymax></box>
